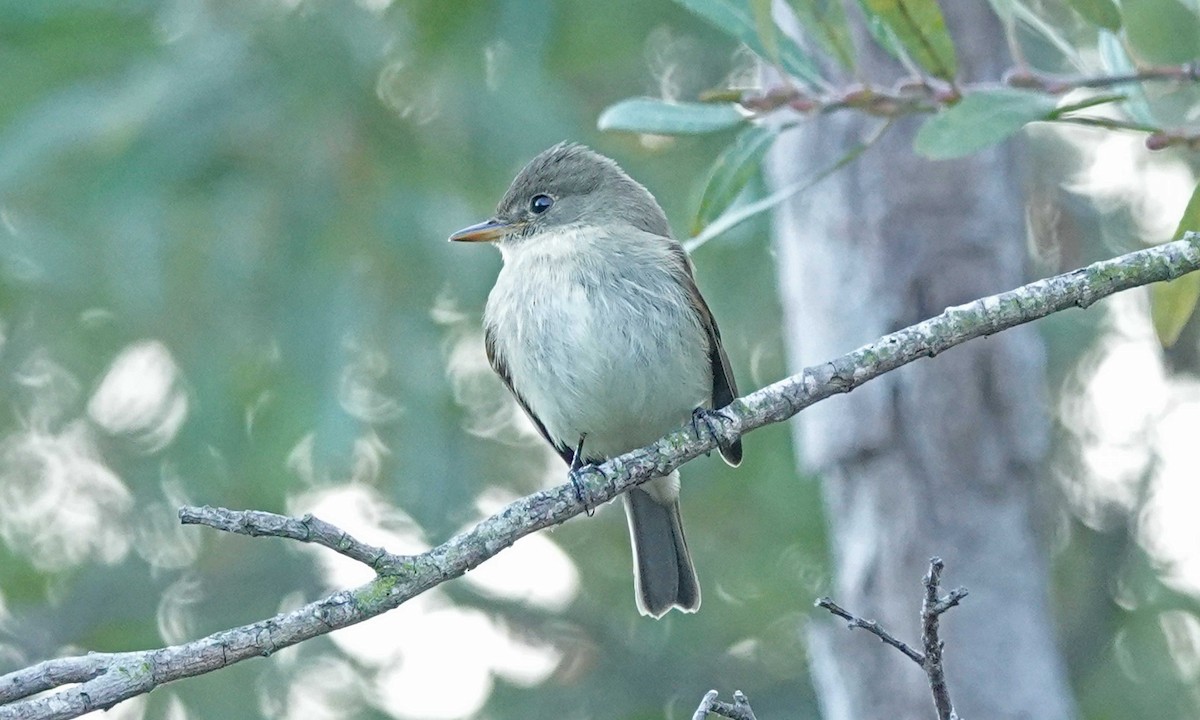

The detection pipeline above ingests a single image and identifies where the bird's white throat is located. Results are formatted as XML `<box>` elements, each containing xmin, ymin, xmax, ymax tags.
<box><xmin>484</xmin><ymin>223</ymin><xmax>711</xmax><ymax>460</ymax></box>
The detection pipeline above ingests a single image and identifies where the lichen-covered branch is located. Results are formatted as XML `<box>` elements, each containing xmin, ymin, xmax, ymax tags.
<box><xmin>177</xmin><ymin>506</ymin><xmax>409</xmax><ymax>573</ymax></box>
<box><xmin>2</xmin><ymin>234</ymin><xmax>1198</xmax><ymax>720</ymax></box>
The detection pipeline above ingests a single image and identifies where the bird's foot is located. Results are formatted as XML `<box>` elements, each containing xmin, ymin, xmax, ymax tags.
<box><xmin>568</xmin><ymin>463</ymin><xmax>601</xmax><ymax>517</ymax></box>
<box><xmin>569</xmin><ymin>436</ymin><xmax>597</xmax><ymax>517</ymax></box>
<box><xmin>691</xmin><ymin>406</ymin><xmax>733</xmax><ymax>452</ymax></box>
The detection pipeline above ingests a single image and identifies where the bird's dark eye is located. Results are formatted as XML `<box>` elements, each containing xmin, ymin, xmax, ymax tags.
<box><xmin>529</xmin><ymin>194</ymin><xmax>554</xmax><ymax>215</ymax></box>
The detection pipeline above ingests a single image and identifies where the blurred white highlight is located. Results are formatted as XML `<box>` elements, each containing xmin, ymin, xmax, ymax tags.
<box><xmin>1063</xmin><ymin>292</ymin><xmax>1200</xmax><ymax>598</ymax></box>
<box><xmin>88</xmin><ymin>340</ymin><xmax>188</xmax><ymax>453</ymax></box>
<box><xmin>376</xmin><ymin>61</ymin><xmax>441</xmax><ymax>125</ymax></box>
<box><xmin>432</xmin><ymin>288</ymin><xmax>543</xmax><ymax>447</ymax></box>
<box><xmin>135</xmin><ymin>472</ymin><xmax>202</xmax><ymax>572</ymax></box>
<box><xmin>462</xmin><ymin>488</ymin><xmax>579</xmax><ymax>612</ymax></box>
<box><xmin>263</xmin><ymin>656</ymin><xmax>366</xmax><ymax>720</ymax></box>
<box><xmin>286</xmin><ymin>484</ymin><xmax>564</xmax><ymax>719</ymax></box>
<box><xmin>156</xmin><ymin>574</ymin><xmax>203</xmax><ymax>645</ymax></box>
<box><xmin>1065</xmin><ymin>129</ymin><xmax>1195</xmax><ymax>243</ymax></box>
<box><xmin>0</xmin><ymin>420</ymin><xmax>132</xmax><ymax>571</ymax></box>
<box><xmin>339</xmin><ymin>341</ymin><xmax>402</xmax><ymax>424</ymax></box>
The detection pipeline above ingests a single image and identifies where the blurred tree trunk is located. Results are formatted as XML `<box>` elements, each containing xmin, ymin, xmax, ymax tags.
<box><xmin>766</xmin><ymin>5</ymin><xmax>1076</xmax><ymax>719</ymax></box>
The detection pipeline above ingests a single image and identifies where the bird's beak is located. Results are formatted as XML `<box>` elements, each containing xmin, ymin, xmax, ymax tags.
<box><xmin>448</xmin><ymin>219</ymin><xmax>513</xmax><ymax>243</ymax></box>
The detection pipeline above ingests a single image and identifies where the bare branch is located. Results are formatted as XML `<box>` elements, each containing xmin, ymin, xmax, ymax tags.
<box><xmin>693</xmin><ymin>690</ymin><xmax>758</xmax><ymax>720</ymax></box>
<box><xmin>177</xmin><ymin>506</ymin><xmax>408</xmax><ymax>573</ymax></box>
<box><xmin>815</xmin><ymin>597</ymin><xmax>924</xmax><ymax>664</ymax></box>
<box><xmin>817</xmin><ymin>558</ymin><xmax>968</xmax><ymax>720</ymax></box>
<box><xmin>3</xmin><ymin>236</ymin><xmax>1199</xmax><ymax>719</ymax></box>
<box><xmin>922</xmin><ymin>558</ymin><xmax>965</xmax><ymax>720</ymax></box>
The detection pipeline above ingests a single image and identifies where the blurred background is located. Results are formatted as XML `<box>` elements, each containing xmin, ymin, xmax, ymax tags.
<box><xmin>1</xmin><ymin>0</ymin><xmax>1199</xmax><ymax>719</ymax></box>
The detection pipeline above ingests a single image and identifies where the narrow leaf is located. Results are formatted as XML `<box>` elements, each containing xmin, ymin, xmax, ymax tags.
<box><xmin>598</xmin><ymin>98</ymin><xmax>745</xmax><ymax>135</ymax></box>
<box><xmin>750</xmin><ymin>0</ymin><xmax>781</xmax><ymax>66</ymax></box>
<box><xmin>788</xmin><ymin>0</ymin><xmax>857</xmax><ymax>70</ymax></box>
<box><xmin>1122</xmin><ymin>0</ymin><xmax>1200</xmax><ymax>64</ymax></box>
<box><xmin>1067</xmin><ymin>0</ymin><xmax>1121</xmax><ymax>30</ymax></box>
<box><xmin>686</xmin><ymin>121</ymin><xmax>892</xmax><ymax>252</ymax></box>
<box><xmin>671</xmin><ymin>0</ymin><xmax>824</xmax><ymax>86</ymax></box>
<box><xmin>1151</xmin><ymin>181</ymin><xmax>1200</xmax><ymax>346</ymax></box>
<box><xmin>1012</xmin><ymin>3</ymin><xmax>1084</xmax><ymax>66</ymax></box>
<box><xmin>693</xmin><ymin>125</ymin><xmax>776</xmax><ymax>234</ymax></box>
<box><xmin>859</xmin><ymin>0</ymin><xmax>957</xmax><ymax>80</ymax></box>
<box><xmin>1097</xmin><ymin>31</ymin><xmax>1157</xmax><ymax>127</ymax></box>
<box><xmin>1047</xmin><ymin>93</ymin><xmax>1126</xmax><ymax>119</ymax></box>
<box><xmin>914</xmin><ymin>89</ymin><xmax>1058</xmax><ymax>160</ymax></box>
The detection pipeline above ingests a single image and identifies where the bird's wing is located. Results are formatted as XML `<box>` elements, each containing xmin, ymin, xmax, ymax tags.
<box><xmin>485</xmin><ymin>324</ymin><xmax>575</xmax><ymax>466</ymax></box>
<box><xmin>668</xmin><ymin>245</ymin><xmax>743</xmax><ymax>467</ymax></box>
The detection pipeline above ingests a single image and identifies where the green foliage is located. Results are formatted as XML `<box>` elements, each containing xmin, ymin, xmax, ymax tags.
<box><xmin>670</xmin><ymin>0</ymin><xmax>824</xmax><ymax>85</ymax></box>
<box><xmin>597</xmin><ymin>98</ymin><xmax>746</xmax><ymax>134</ymax></box>
<box><xmin>1122</xmin><ymin>0</ymin><xmax>1200</xmax><ymax>64</ymax></box>
<box><xmin>1152</xmin><ymin>183</ymin><xmax>1200</xmax><ymax>346</ymax></box>
<box><xmin>914</xmin><ymin>89</ymin><xmax>1059</xmax><ymax>159</ymax></box>
<box><xmin>787</xmin><ymin>0</ymin><xmax>856</xmax><ymax>70</ymax></box>
<box><xmin>692</xmin><ymin>125</ymin><xmax>775</xmax><ymax>233</ymax></box>
<box><xmin>857</xmin><ymin>0</ymin><xmax>957</xmax><ymax>80</ymax></box>
<box><xmin>1067</xmin><ymin>0</ymin><xmax>1122</xmax><ymax>31</ymax></box>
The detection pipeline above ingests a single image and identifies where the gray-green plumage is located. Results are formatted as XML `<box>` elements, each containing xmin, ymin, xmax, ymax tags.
<box><xmin>453</xmin><ymin>143</ymin><xmax>741</xmax><ymax>617</ymax></box>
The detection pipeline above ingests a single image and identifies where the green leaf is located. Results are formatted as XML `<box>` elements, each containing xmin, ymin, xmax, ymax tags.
<box><xmin>1047</xmin><ymin>93</ymin><xmax>1126</xmax><ymax>119</ymax></box>
<box><xmin>749</xmin><ymin>0</ymin><xmax>780</xmax><ymax>66</ymax></box>
<box><xmin>1151</xmin><ymin>182</ymin><xmax>1200</xmax><ymax>346</ymax></box>
<box><xmin>686</xmin><ymin>120</ymin><xmax>892</xmax><ymax>252</ymax></box>
<box><xmin>859</xmin><ymin>0</ymin><xmax>957</xmax><ymax>80</ymax></box>
<box><xmin>1012</xmin><ymin>2</ymin><xmax>1083</xmax><ymax>65</ymax></box>
<box><xmin>1122</xmin><ymin>0</ymin><xmax>1200</xmax><ymax>64</ymax></box>
<box><xmin>787</xmin><ymin>0</ymin><xmax>857</xmax><ymax>70</ymax></box>
<box><xmin>1152</xmin><ymin>274</ymin><xmax>1200</xmax><ymax>347</ymax></box>
<box><xmin>1097</xmin><ymin>30</ymin><xmax>1157</xmax><ymax>127</ymax></box>
<box><xmin>671</xmin><ymin>0</ymin><xmax>824</xmax><ymax>86</ymax></box>
<box><xmin>693</xmin><ymin>125</ymin><xmax>776</xmax><ymax>234</ymax></box>
<box><xmin>914</xmin><ymin>89</ymin><xmax>1058</xmax><ymax>159</ymax></box>
<box><xmin>597</xmin><ymin>98</ymin><xmax>745</xmax><ymax>135</ymax></box>
<box><xmin>1067</xmin><ymin>0</ymin><xmax>1121</xmax><ymax>30</ymax></box>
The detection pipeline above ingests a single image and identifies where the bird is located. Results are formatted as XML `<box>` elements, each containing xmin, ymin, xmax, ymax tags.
<box><xmin>448</xmin><ymin>142</ymin><xmax>741</xmax><ymax>618</ymax></box>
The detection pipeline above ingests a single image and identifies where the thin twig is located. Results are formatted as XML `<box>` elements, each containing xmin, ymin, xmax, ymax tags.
<box><xmin>814</xmin><ymin>597</ymin><xmax>924</xmax><ymax>664</ymax></box>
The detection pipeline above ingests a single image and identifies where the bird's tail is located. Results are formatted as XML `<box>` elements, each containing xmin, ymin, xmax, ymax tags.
<box><xmin>622</xmin><ymin>472</ymin><xmax>700</xmax><ymax>618</ymax></box>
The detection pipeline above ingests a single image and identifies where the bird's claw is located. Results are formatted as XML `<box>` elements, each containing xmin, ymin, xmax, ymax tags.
<box><xmin>568</xmin><ymin>464</ymin><xmax>599</xmax><ymax>517</ymax></box>
<box><xmin>691</xmin><ymin>407</ymin><xmax>732</xmax><ymax>452</ymax></box>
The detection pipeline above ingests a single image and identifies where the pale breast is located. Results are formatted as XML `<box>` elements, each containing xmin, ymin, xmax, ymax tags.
<box><xmin>485</xmin><ymin>226</ymin><xmax>711</xmax><ymax>458</ymax></box>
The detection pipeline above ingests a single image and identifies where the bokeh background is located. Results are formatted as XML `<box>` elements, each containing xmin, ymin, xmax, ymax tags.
<box><xmin>2</xmin><ymin>1</ymin><xmax>1200</xmax><ymax>719</ymax></box>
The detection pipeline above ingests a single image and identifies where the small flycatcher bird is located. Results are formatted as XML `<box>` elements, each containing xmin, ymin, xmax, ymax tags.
<box><xmin>449</xmin><ymin>143</ymin><xmax>741</xmax><ymax>618</ymax></box>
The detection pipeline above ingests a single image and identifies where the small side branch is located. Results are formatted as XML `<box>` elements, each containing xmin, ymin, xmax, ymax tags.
<box><xmin>817</xmin><ymin>558</ymin><xmax>968</xmax><ymax>720</ymax></box>
<box><xmin>815</xmin><ymin>597</ymin><xmax>925</xmax><ymax>664</ymax></box>
<box><xmin>178</xmin><ymin>506</ymin><xmax>409</xmax><ymax>573</ymax></box>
